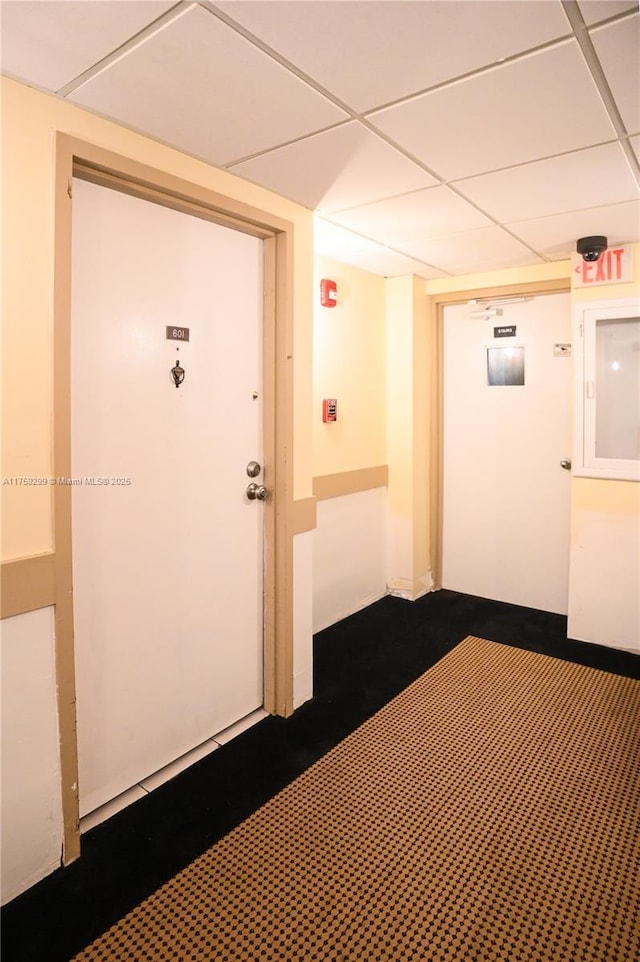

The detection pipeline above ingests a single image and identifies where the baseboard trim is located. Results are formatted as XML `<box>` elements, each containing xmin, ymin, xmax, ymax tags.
<box><xmin>387</xmin><ymin>576</ymin><xmax>433</xmax><ymax>602</ymax></box>
<box><xmin>313</xmin><ymin>589</ymin><xmax>388</xmax><ymax>634</ymax></box>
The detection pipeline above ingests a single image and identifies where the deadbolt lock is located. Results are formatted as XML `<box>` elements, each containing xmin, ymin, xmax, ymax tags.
<box><xmin>246</xmin><ymin>461</ymin><xmax>261</xmax><ymax>478</ymax></box>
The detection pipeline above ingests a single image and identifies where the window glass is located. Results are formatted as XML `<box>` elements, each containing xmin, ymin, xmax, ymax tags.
<box><xmin>595</xmin><ymin>317</ymin><xmax>640</xmax><ymax>460</ymax></box>
<box><xmin>574</xmin><ymin>298</ymin><xmax>640</xmax><ymax>482</ymax></box>
<box><xmin>486</xmin><ymin>346</ymin><xmax>525</xmax><ymax>386</ymax></box>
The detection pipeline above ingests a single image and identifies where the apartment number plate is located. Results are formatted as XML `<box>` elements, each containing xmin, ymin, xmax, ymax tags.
<box><xmin>166</xmin><ymin>326</ymin><xmax>190</xmax><ymax>341</ymax></box>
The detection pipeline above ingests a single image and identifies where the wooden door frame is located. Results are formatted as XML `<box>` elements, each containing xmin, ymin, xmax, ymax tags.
<box><xmin>53</xmin><ymin>133</ymin><xmax>295</xmax><ymax>863</ymax></box>
<box><xmin>429</xmin><ymin>278</ymin><xmax>571</xmax><ymax>591</ymax></box>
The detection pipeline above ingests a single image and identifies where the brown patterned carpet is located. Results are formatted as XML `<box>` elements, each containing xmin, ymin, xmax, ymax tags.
<box><xmin>72</xmin><ymin>636</ymin><xmax>640</xmax><ymax>961</ymax></box>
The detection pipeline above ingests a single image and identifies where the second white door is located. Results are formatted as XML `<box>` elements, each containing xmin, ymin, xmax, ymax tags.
<box><xmin>71</xmin><ymin>179</ymin><xmax>265</xmax><ymax>817</ymax></box>
<box><xmin>442</xmin><ymin>292</ymin><xmax>572</xmax><ymax>615</ymax></box>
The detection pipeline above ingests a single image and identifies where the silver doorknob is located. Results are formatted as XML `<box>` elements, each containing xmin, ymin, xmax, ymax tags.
<box><xmin>246</xmin><ymin>482</ymin><xmax>269</xmax><ymax>501</ymax></box>
<box><xmin>560</xmin><ymin>458</ymin><xmax>572</xmax><ymax>471</ymax></box>
<box><xmin>246</xmin><ymin>461</ymin><xmax>261</xmax><ymax>478</ymax></box>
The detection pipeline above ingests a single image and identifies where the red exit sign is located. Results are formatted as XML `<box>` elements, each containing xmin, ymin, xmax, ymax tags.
<box><xmin>572</xmin><ymin>246</ymin><xmax>633</xmax><ymax>286</ymax></box>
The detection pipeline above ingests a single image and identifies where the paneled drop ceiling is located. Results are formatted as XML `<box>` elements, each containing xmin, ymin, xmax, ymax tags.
<box><xmin>2</xmin><ymin>0</ymin><xmax>639</xmax><ymax>278</ymax></box>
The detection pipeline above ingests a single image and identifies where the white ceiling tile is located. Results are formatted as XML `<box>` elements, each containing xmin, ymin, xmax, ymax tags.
<box><xmin>399</xmin><ymin>226</ymin><xmax>543</xmax><ymax>275</ymax></box>
<box><xmin>590</xmin><ymin>13</ymin><xmax>640</xmax><ymax>133</ymax></box>
<box><xmin>545</xmin><ymin>249</ymin><xmax>576</xmax><ymax>262</ymax></box>
<box><xmin>314</xmin><ymin>217</ymin><xmax>384</xmax><ymax>255</ymax></box>
<box><xmin>0</xmin><ymin>0</ymin><xmax>175</xmax><ymax>91</ymax></box>
<box><xmin>577</xmin><ymin>1</ymin><xmax>638</xmax><ymax>26</ymax></box>
<box><xmin>456</xmin><ymin>143</ymin><xmax>639</xmax><ymax>223</ymax></box>
<box><xmin>214</xmin><ymin>0</ymin><xmax>570</xmax><ymax>112</ymax></box>
<box><xmin>228</xmin><ymin>122</ymin><xmax>437</xmax><ymax>212</ymax></box>
<box><xmin>1</xmin><ymin>0</ymin><xmax>637</xmax><ymax>281</ymax></box>
<box><xmin>67</xmin><ymin>5</ymin><xmax>347</xmax><ymax>166</ymax></box>
<box><xmin>370</xmin><ymin>41</ymin><xmax>616</xmax><ymax>180</ymax></box>
<box><xmin>313</xmin><ymin>217</ymin><xmax>445</xmax><ymax>279</ymax></box>
<box><xmin>506</xmin><ymin>200</ymin><xmax>640</xmax><ymax>258</ymax></box>
<box><xmin>350</xmin><ymin>248</ymin><xmax>447</xmax><ymax>280</ymax></box>
<box><xmin>329</xmin><ymin>186</ymin><xmax>491</xmax><ymax>245</ymax></box>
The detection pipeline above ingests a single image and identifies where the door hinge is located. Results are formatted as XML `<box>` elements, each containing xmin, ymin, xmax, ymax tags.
<box><xmin>67</xmin><ymin>181</ymin><xmax>73</xmax><ymax>200</ymax></box>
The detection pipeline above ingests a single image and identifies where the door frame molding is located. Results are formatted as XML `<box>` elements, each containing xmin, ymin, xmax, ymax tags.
<box><xmin>53</xmin><ymin>133</ymin><xmax>295</xmax><ymax>863</ymax></box>
<box><xmin>429</xmin><ymin>278</ymin><xmax>571</xmax><ymax>591</ymax></box>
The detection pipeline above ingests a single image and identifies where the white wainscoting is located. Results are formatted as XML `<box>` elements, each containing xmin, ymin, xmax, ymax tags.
<box><xmin>568</xmin><ymin>507</ymin><xmax>640</xmax><ymax>653</ymax></box>
<box><xmin>313</xmin><ymin>487</ymin><xmax>387</xmax><ymax>634</ymax></box>
<box><xmin>1</xmin><ymin>607</ymin><xmax>63</xmax><ymax>904</ymax></box>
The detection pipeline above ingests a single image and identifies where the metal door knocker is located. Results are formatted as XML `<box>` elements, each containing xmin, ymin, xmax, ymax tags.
<box><xmin>171</xmin><ymin>360</ymin><xmax>185</xmax><ymax>388</ymax></box>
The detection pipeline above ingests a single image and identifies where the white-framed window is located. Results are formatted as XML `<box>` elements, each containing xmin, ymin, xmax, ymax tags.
<box><xmin>574</xmin><ymin>298</ymin><xmax>640</xmax><ymax>482</ymax></box>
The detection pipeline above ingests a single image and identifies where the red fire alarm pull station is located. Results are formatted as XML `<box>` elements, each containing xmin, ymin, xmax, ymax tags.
<box><xmin>320</xmin><ymin>278</ymin><xmax>337</xmax><ymax>307</ymax></box>
<box><xmin>322</xmin><ymin>399</ymin><xmax>337</xmax><ymax>422</ymax></box>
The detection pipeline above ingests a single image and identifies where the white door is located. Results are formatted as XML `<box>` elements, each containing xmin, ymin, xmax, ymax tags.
<box><xmin>71</xmin><ymin>178</ymin><xmax>264</xmax><ymax>817</ymax></box>
<box><xmin>442</xmin><ymin>292</ymin><xmax>571</xmax><ymax>615</ymax></box>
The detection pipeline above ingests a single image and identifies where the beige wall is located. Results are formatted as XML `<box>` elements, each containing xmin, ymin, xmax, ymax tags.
<box><xmin>311</xmin><ymin>256</ymin><xmax>389</xmax><ymax>624</ymax></box>
<box><xmin>386</xmin><ymin>275</ymin><xmax>432</xmax><ymax>598</ymax></box>
<box><xmin>1</xmin><ymin>77</ymin><xmax>314</xmax><ymax>562</ymax></box>
<box><xmin>311</xmin><ymin>258</ymin><xmax>588</xmax><ymax>608</ymax></box>
<box><xmin>312</xmin><ymin>256</ymin><xmax>386</xmax><ymax>476</ymax></box>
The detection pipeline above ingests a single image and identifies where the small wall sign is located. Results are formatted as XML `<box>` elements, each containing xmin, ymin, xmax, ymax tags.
<box><xmin>554</xmin><ymin>343</ymin><xmax>572</xmax><ymax>357</ymax></box>
<box><xmin>166</xmin><ymin>326</ymin><xmax>190</xmax><ymax>341</ymax></box>
<box><xmin>494</xmin><ymin>325</ymin><xmax>516</xmax><ymax>338</ymax></box>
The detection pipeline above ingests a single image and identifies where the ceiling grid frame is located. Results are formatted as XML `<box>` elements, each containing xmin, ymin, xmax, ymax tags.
<box><xmin>1</xmin><ymin>0</ymin><xmax>637</xmax><ymax>277</ymax></box>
